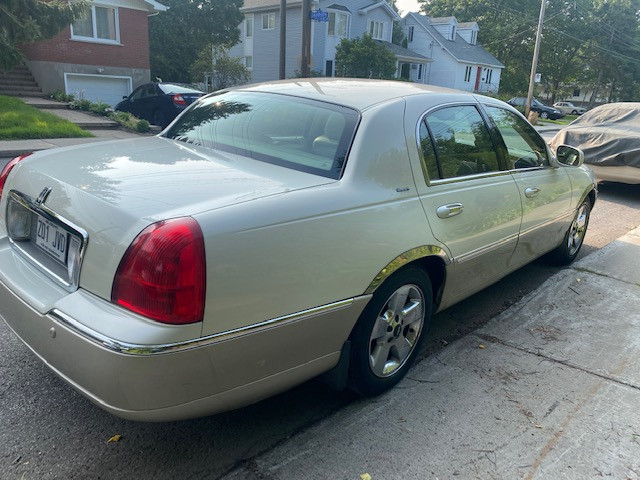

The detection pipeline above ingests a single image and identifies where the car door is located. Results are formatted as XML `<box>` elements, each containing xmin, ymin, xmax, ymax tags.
<box><xmin>483</xmin><ymin>105</ymin><xmax>572</xmax><ymax>266</ymax></box>
<box><xmin>413</xmin><ymin>104</ymin><xmax>523</xmax><ymax>305</ymax></box>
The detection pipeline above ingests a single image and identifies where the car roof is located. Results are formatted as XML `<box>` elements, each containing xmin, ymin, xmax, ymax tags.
<box><xmin>227</xmin><ymin>78</ymin><xmax>469</xmax><ymax>110</ymax></box>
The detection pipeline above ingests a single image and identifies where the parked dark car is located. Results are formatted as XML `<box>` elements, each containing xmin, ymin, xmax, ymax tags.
<box><xmin>115</xmin><ymin>83</ymin><xmax>204</xmax><ymax>128</ymax></box>
<box><xmin>507</xmin><ymin>97</ymin><xmax>565</xmax><ymax>120</ymax></box>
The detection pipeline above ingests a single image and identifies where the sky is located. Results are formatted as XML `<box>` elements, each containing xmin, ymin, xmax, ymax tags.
<box><xmin>395</xmin><ymin>0</ymin><xmax>421</xmax><ymax>14</ymax></box>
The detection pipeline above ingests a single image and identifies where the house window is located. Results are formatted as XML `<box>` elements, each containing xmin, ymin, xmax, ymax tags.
<box><xmin>328</xmin><ymin>12</ymin><xmax>349</xmax><ymax>37</ymax></box>
<box><xmin>464</xmin><ymin>66</ymin><xmax>472</xmax><ymax>82</ymax></box>
<box><xmin>71</xmin><ymin>5</ymin><xmax>119</xmax><ymax>43</ymax></box>
<box><xmin>451</xmin><ymin>26</ymin><xmax>456</xmax><ymax>40</ymax></box>
<box><xmin>246</xmin><ymin>15</ymin><xmax>254</xmax><ymax>38</ymax></box>
<box><xmin>245</xmin><ymin>56</ymin><xmax>253</xmax><ymax>69</ymax></box>
<box><xmin>471</xmin><ymin>30</ymin><xmax>477</xmax><ymax>45</ymax></box>
<box><xmin>262</xmin><ymin>13</ymin><xmax>275</xmax><ymax>30</ymax></box>
<box><xmin>418</xmin><ymin>64</ymin><xmax>423</xmax><ymax>80</ymax></box>
<box><xmin>486</xmin><ymin>69</ymin><xmax>493</xmax><ymax>84</ymax></box>
<box><xmin>408</xmin><ymin>26</ymin><xmax>414</xmax><ymax>42</ymax></box>
<box><xmin>369</xmin><ymin>20</ymin><xmax>384</xmax><ymax>40</ymax></box>
<box><xmin>573</xmin><ymin>88</ymin><xmax>581</xmax><ymax>97</ymax></box>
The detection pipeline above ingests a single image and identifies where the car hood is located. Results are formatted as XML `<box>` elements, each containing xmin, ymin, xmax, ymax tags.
<box><xmin>10</xmin><ymin>136</ymin><xmax>334</xmax><ymax>220</ymax></box>
<box><xmin>550</xmin><ymin>125</ymin><xmax>640</xmax><ymax>168</ymax></box>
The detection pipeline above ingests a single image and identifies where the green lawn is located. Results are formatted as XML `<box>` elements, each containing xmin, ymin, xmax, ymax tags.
<box><xmin>0</xmin><ymin>96</ymin><xmax>93</xmax><ymax>140</ymax></box>
<box><xmin>538</xmin><ymin>114</ymin><xmax>578</xmax><ymax>126</ymax></box>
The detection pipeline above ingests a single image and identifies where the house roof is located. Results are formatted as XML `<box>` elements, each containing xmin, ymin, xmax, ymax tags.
<box><xmin>429</xmin><ymin>16</ymin><xmax>456</xmax><ymax>24</ymax></box>
<box><xmin>357</xmin><ymin>2</ymin><xmax>401</xmax><ymax>20</ymax></box>
<box><xmin>457</xmin><ymin>21</ymin><xmax>477</xmax><ymax>29</ymax></box>
<box><xmin>375</xmin><ymin>40</ymin><xmax>431</xmax><ymax>63</ymax></box>
<box><xmin>326</xmin><ymin>3</ymin><xmax>351</xmax><ymax>12</ymax></box>
<box><xmin>408</xmin><ymin>13</ymin><xmax>504</xmax><ymax>68</ymax></box>
<box><xmin>143</xmin><ymin>0</ymin><xmax>168</xmax><ymax>12</ymax></box>
<box><xmin>241</xmin><ymin>0</ymin><xmax>315</xmax><ymax>11</ymax></box>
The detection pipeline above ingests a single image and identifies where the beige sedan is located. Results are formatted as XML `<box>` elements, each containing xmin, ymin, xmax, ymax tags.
<box><xmin>0</xmin><ymin>79</ymin><xmax>597</xmax><ymax>421</ymax></box>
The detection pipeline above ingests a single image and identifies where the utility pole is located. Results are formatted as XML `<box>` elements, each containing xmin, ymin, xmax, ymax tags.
<box><xmin>525</xmin><ymin>0</ymin><xmax>546</xmax><ymax>118</ymax></box>
<box><xmin>279</xmin><ymin>0</ymin><xmax>286</xmax><ymax>79</ymax></box>
<box><xmin>301</xmin><ymin>0</ymin><xmax>311</xmax><ymax>77</ymax></box>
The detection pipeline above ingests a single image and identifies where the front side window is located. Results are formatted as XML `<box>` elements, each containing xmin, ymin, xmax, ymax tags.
<box><xmin>164</xmin><ymin>92</ymin><xmax>360</xmax><ymax>179</ymax></box>
<box><xmin>420</xmin><ymin>105</ymin><xmax>499</xmax><ymax>180</ymax></box>
<box><xmin>369</xmin><ymin>21</ymin><xmax>384</xmax><ymax>40</ymax></box>
<box><xmin>262</xmin><ymin>13</ymin><xmax>275</xmax><ymax>30</ymax></box>
<box><xmin>328</xmin><ymin>12</ymin><xmax>349</xmax><ymax>37</ymax></box>
<box><xmin>71</xmin><ymin>5</ymin><xmax>119</xmax><ymax>43</ymax></box>
<box><xmin>485</xmin><ymin>106</ymin><xmax>549</xmax><ymax>169</ymax></box>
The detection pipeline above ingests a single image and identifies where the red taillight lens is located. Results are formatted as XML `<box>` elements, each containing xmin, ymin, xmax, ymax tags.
<box><xmin>0</xmin><ymin>153</ymin><xmax>32</xmax><ymax>199</ymax></box>
<box><xmin>112</xmin><ymin>217</ymin><xmax>206</xmax><ymax>324</ymax></box>
<box><xmin>172</xmin><ymin>94</ymin><xmax>186</xmax><ymax>105</ymax></box>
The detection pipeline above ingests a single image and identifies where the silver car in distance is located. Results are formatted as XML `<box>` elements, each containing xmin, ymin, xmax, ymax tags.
<box><xmin>0</xmin><ymin>79</ymin><xmax>597</xmax><ymax>421</ymax></box>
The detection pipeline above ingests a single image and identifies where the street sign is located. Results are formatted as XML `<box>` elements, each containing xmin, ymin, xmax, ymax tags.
<box><xmin>310</xmin><ymin>9</ymin><xmax>329</xmax><ymax>22</ymax></box>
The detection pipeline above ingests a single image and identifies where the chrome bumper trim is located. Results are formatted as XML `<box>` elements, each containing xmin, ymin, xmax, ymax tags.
<box><xmin>50</xmin><ymin>298</ymin><xmax>357</xmax><ymax>356</ymax></box>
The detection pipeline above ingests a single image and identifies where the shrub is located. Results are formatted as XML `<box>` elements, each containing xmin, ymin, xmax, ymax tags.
<box><xmin>89</xmin><ymin>101</ymin><xmax>112</xmax><ymax>115</ymax></box>
<box><xmin>48</xmin><ymin>90</ymin><xmax>75</xmax><ymax>102</ymax></box>
<box><xmin>69</xmin><ymin>99</ymin><xmax>92</xmax><ymax>111</ymax></box>
<box><xmin>136</xmin><ymin>119</ymin><xmax>150</xmax><ymax>133</ymax></box>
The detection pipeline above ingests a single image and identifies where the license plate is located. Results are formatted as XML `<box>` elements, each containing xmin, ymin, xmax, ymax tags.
<box><xmin>35</xmin><ymin>215</ymin><xmax>68</xmax><ymax>264</ymax></box>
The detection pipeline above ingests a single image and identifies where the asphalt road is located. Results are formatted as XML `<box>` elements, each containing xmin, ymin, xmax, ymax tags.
<box><xmin>0</xmin><ymin>162</ymin><xmax>639</xmax><ymax>479</ymax></box>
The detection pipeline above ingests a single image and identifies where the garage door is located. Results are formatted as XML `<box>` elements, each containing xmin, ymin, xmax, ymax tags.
<box><xmin>65</xmin><ymin>74</ymin><xmax>132</xmax><ymax>107</ymax></box>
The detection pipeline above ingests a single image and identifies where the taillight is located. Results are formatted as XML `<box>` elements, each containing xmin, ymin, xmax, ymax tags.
<box><xmin>112</xmin><ymin>217</ymin><xmax>206</xmax><ymax>325</ymax></box>
<box><xmin>172</xmin><ymin>94</ymin><xmax>186</xmax><ymax>106</ymax></box>
<box><xmin>0</xmin><ymin>153</ymin><xmax>32</xmax><ymax>200</ymax></box>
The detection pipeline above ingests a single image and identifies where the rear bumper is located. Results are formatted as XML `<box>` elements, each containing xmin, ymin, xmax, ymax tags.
<box><xmin>0</xmin><ymin>277</ymin><xmax>369</xmax><ymax>421</ymax></box>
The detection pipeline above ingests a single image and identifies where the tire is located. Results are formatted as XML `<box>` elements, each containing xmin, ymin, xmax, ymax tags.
<box><xmin>540</xmin><ymin>111</ymin><xmax>549</xmax><ymax>119</ymax></box>
<box><xmin>152</xmin><ymin>110</ymin><xmax>166</xmax><ymax>128</ymax></box>
<box><xmin>348</xmin><ymin>266</ymin><xmax>433</xmax><ymax>396</ymax></box>
<box><xmin>571</xmin><ymin>110</ymin><xmax>578</xmax><ymax>115</ymax></box>
<box><xmin>548</xmin><ymin>197</ymin><xmax>592</xmax><ymax>265</ymax></box>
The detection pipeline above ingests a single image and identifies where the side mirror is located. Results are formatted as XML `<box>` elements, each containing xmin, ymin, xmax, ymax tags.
<box><xmin>556</xmin><ymin>144</ymin><xmax>584</xmax><ymax>167</ymax></box>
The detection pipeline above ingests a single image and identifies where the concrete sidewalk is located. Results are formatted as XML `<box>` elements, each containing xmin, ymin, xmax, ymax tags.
<box><xmin>224</xmin><ymin>228</ymin><xmax>640</xmax><ymax>480</ymax></box>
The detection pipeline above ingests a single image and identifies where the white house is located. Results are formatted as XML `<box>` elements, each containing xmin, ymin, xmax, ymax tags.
<box><xmin>229</xmin><ymin>0</ymin><xmax>431</xmax><ymax>82</ymax></box>
<box><xmin>403</xmin><ymin>13</ymin><xmax>504</xmax><ymax>92</ymax></box>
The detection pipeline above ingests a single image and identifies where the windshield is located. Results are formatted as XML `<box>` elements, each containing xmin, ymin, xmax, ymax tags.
<box><xmin>164</xmin><ymin>91</ymin><xmax>359</xmax><ymax>179</ymax></box>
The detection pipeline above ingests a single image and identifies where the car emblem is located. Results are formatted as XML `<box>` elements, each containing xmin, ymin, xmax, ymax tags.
<box><xmin>35</xmin><ymin>187</ymin><xmax>52</xmax><ymax>206</ymax></box>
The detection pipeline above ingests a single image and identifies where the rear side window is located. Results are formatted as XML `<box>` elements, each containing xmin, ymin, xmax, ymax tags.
<box><xmin>419</xmin><ymin>105</ymin><xmax>499</xmax><ymax>181</ymax></box>
<box><xmin>485</xmin><ymin>106</ymin><xmax>549</xmax><ymax>169</ymax></box>
<box><xmin>164</xmin><ymin>91</ymin><xmax>359</xmax><ymax>179</ymax></box>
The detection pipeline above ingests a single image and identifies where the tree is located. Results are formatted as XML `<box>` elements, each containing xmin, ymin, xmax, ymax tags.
<box><xmin>0</xmin><ymin>0</ymin><xmax>89</xmax><ymax>71</ymax></box>
<box><xmin>149</xmin><ymin>0</ymin><xmax>243</xmax><ymax>83</ymax></box>
<box><xmin>418</xmin><ymin>0</ymin><xmax>640</xmax><ymax>99</ymax></box>
<box><xmin>190</xmin><ymin>46</ymin><xmax>251</xmax><ymax>91</ymax></box>
<box><xmin>335</xmin><ymin>34</ymin><xmax>397</xmax><ymax>79</ymax></box>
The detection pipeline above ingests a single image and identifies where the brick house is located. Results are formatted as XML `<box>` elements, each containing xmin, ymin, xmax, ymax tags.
<box><xmin>19</xmin><ymin>0</ymin><xmax>167</xmax><ymax>106</ymax></box>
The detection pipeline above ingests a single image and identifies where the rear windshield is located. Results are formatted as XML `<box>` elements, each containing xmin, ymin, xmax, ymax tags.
<box><xmin>164</xmin><ymin>91</ymin><xmax>360</xmax><ymax>179</ymax></box>
<box><xmin>158</xmin><ymin>84</ymin><xmax>203</xmax><ymax>94</ymax></box>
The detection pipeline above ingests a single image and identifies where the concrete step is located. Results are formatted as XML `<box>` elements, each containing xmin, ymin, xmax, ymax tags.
<box><xmin>0</xmin><ymin>79</ymin><xmax>39</xmax><ymax>88</ymax></box>
<box><xmin>0</xmin><ymin>90</ymin><xmax>43</xmax><ymax>97</ymax></box>
<box><xmin>0</xmin><ymin>73</ymin><xmax>34</xmax><ymax>81</ymax></box>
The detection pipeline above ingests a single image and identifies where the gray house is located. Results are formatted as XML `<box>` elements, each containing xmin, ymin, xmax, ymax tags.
<box><xmin>229</xmin><ymin>0</ymin><xmax>431</xmax><ymax>82</ymax></box>
<box><xmin>402</xmin><ymin>13</ymin><xmax>504</xmax><ymax>92</ymax></box>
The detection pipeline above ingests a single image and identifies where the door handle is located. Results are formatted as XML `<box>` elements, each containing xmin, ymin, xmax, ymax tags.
<box><xmin>524</xmin><ymin>187</ymin><xmax>540</xmax><ymax>198</ymax></box>
<box><xmin>436</xmin><ymin>203</ymin><xmax>464</xmax><ymax>219</ymax></box>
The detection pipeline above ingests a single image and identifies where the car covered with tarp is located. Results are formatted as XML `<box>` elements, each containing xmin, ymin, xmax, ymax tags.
<box><xmin>550</xmin><ymin>102</ymin><xmax>640</xmax><ymax>184</ymax></box>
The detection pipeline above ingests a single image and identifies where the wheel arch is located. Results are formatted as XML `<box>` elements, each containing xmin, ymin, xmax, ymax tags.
<box><xmin>364</xmin><ymin>246</ymin><xmax>449</xmax><ymax>311</ymax></box>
